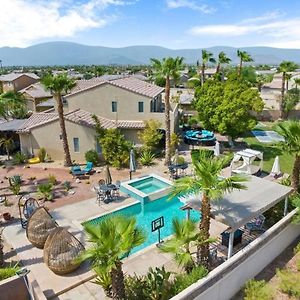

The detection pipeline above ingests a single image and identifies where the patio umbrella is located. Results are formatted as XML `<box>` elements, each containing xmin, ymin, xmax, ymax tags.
<box><xmin>129</xmin><ymin>149</ymin><xmax>136</xmax><ymax>180</ymax></box>
<box><xmin>104</xmin><ymin>165</ymin><xmax>112</xmax><ymax>184</ymax></box>
<box><xmin>214</xmin><ymin>141</ymin><xmax>220</xmax><ymax>156</ymax></box>
<box><xmin>271</xmin><ymin>156</ymin><xmax>281</xmax><ymax>177</ymax></box>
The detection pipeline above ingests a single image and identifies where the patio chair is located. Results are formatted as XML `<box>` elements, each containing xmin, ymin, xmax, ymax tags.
<box><xmin>83</xmin><ymin>162</ymin><xmax>93</xmax><ymax>174</ymax></box>
<box><xmin>71</xmin><ymin>166</ymin><xmax>85</xmax><ymax>178</ymax></box>
<box><xmin>245</xmin><ymin>215</ymin><xmax>265</xmax><ymax>234</ymax></box>
<box><xmin>96</xmin><ymin>190</ymin><xmax>105</xmax><ymax>205</ymax></box>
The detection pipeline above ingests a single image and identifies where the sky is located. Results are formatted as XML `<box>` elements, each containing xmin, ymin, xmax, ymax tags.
<box><xmin>1</xmin><ymin>0</ymin><xmax>300</xmax><ymax>49</ymax></box>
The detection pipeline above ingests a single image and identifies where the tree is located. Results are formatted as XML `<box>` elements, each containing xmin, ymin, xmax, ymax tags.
<box><xmin>151</xmin><ymin>57</ymin><xmax>184</xmax><ymax>165</ymax></box>
<box><xmin>256</xmin><ymin>74</ymin><xmax>273</xmax><ymax>92</ymax></box>
<box><xmin>82</xmin><ymin>215</ymin><xmax>146</xmax><ymax>299</ymax></box>
<box><xmin>275</xmin><ymin>121</ymin><xmax>300</xmax><ymax>191</ymax></box>
<box><xmin>294</xmin><ymin>78</ymin><xmax>300</xmax><ymax>92</ymax></box>
<box><xmin>285</xmin><ymin>73</ymin><xmax>292</xmax><ymax>91</ymax></box>
<box><xmin>194</xmin><ymin>76</ymin><xmax>264</xmax><ymax>142</ymax></box>
<box><xmin>0</xmin><ymin>136</ymin><xmax>14</xmax><ymax>160</ymax></box>
<box><xmin>170</xmin><ymin>132</ymin><xmax>182</xmax><ymax>155</ymax></box>
<box><xmin>283</xmin><ymin>89</ymin><xmax>300</xmax><ymax>118</ymax></box>
<box><xmin>42</xmin><ymin>74</ymin><xmax>76</xmax><ymax>166</ymax></box>
<box><xmin>278</xmin><ymin>61</ymin><xmax>297</xmax><ymax>118</ymax></box>
<box><xmin>237</xmin><ymin>50</ymin><xmax>253</xmax><ymax>76</ymax></box>
<box><xmin>200</xmin><ymin>50</ymin><xmax>215</xmax><ymax>85</ymax></box>
<box><xmin>138</xmin><ymin>119</ymin><xmax>163</xmax><ymax>151</ymax></box>
<box><xmin>216</xmin><ymin>51</ymin><xmax>231</xmax><ymax>74</ymax></box>
<box><xmin>0</xmin><ymin>91</ymin><xmax>27</xmax><ymax>120</ymax></box>
<box><xmin>170</xmin><ymin>154</ymin><xmax>247</xmax><ymax>267</ymax></box>
<box><xmin>0</xmin><ymin>229</ymin><xmax>4</xmax><ymax>267</ymax></box>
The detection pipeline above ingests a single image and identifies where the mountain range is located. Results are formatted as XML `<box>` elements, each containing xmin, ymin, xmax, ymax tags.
<box><xmin>0</xmin><ymin>42</ymin><xmax>300</xmax><ymax>66</ymax></box>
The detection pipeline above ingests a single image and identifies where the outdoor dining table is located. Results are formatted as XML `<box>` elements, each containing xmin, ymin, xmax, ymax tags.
<box><xmin>99</xmin><ymin>184</ymin><xmax>117</xmax><ymax>201</ymax></box>
<box><xmin>169</xmin><ymin>162</ymin><xmax>189</xmax><ymax>178</ymax></box>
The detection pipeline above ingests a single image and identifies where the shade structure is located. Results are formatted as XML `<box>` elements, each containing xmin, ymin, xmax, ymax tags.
<box><xmin>129</xmin><ymin>149</ymin><xmax>137</xmax><ymax>172</ymax></box>
<box><xmin>104</xmin><ymin>165</ymin><xmax>112</xmax><ymax>184</ymax></box>
<box><xmin>214</xmin><ymin>141</ymin><xmax>220</xmax><ymax>156</ymax></box>
<box><xmin>271</xmin><ymin>156</ymin><xmax>281</xmax><ymax>177</ymax></box>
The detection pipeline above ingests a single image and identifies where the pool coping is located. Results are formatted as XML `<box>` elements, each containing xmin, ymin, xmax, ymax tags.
<box><xmin>120</xmin><ymin>173</ymin><xmax>173</xmax><ymax>201</ymax></box>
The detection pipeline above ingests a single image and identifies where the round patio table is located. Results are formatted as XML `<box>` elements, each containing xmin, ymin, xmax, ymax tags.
<box><xmin>99</xmin><ymin>184</ymin><xmax>116</xmax><ymax>192</ymax></box>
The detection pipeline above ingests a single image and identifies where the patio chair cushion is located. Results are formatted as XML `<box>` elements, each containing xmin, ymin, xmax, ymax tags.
<box><xmin>83</xmin><ymin>162</ymin><xmax>93</xmax><ymax>173</ymax></box>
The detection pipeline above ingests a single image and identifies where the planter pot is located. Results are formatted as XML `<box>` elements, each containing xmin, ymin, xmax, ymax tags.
<box><xmin>3</xmin><ymin>212</ymin><xmax>11</xmax><ymax>221</ymax></box>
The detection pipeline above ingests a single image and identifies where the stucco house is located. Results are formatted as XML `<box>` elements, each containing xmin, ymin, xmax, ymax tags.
<box><xmin>0</xmin><ymin>73</ymin><xmax>39</xmax><ymax>93</ymax></box>
<box><xmin>18</xmin><ymin>109</ymin><xmax>145</xmax><ymax>162</ymax></box>
<box><xmin>20</xmin><ymin>82</ymin><xmax>54</xmax><ymax>112</ymax></box>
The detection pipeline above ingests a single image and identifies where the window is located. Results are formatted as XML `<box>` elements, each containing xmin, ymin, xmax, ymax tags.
<box><xmin>73</xmin><ymin>138</ymin><xmax>79</xmax><ymax>153</ymax></box>
<box><xmin>112</xmin><ymin>101</ymin><xmax>117</xmax><ymax>112</ymax></box>
<box><xmin>138</xmin><ymin>101</ymin><xmax>144</xmax><ymax>113</ymax></box>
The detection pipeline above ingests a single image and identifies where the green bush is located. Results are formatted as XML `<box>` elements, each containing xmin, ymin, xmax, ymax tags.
<box><xmin>187</xmin><ymin>117</ymin><xmax>199</xmax><ymax>127</ymax></box>
<box><xmin>0</xmin><ymin>265</ymin><xmax>20</xmax><ymax>281</ymax></box>
<box><xmin>48</xmin><ymin>174</ymin><xmax>57</xmax><ymax>185</ymax></box>
<box><xmin>85</xmin><ymin>149</ymin><xmax>99</xmax><ymax>166</ymax></box>
<box><xmin>38</xmin><ymin>147</ymin><xmax>46</xmax><ymax>162</ymax></box>
<box><xmin>177</xmin><ymin>156</ymin><xmax>185</xmax><ymax>165</ymax></box>
<box><xmin>277</xmin><ymin>269</ymin><xmax>300</xmax><ymax>297</ymax></box>
<box><xmin>37</xmin><ymin>183</ymin><xmax>53</xmax><ymax>201</ymax></box>
<box><xmin>244</xmin><ymin>279</ymin><xmax>274</xmax><ymax>300</ymax></box>
<box><xmin>140</xmin><ymin>150</ymin><xmax>155</xmax><ymax>166</ymax></box>
<box><xmin>138</xmin><ymin>119</ymin><xmax>163</xmax><ymax>151</ymax></box>
<box><xmin>191</xmin><ymin>149</ymin><xmax>214</xmax><ymax>164</ymax></box>
<box><xmin>172</xmin><ymin>266</ymin><xmax>208</xmax><ymax>294</ymax></box>
<box><xmin>9</xmin><ymin>175</ymin><xmax>22</xmax><ymax>185</ymax></box>
<box><xmin>13</xmin><ymin>152</ymin><xmax>27</xmax><ymax>164</ymax></box>
<box><xmin>9</xmin><ymin>183</ymin><xmax>21</xmax><ymax>195</ymax></box>
<box><xmin>125</xmin><ymin>274</ymin><xmax>150</xmax><ymax>300</ymax></box>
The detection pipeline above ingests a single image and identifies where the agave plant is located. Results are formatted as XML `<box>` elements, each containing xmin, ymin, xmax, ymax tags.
<box><xmin>140</xmin><ymin>150</ymin><xmax>155</xmax><ymax>166</ymax></box>
<box><xmin>37</xmin><ymin>183</ymin><xmax>53</xmax><ymax>201</ymax></box>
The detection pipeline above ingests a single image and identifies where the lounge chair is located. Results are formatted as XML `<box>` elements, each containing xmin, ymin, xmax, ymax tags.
<box><xmin>83</xmin><ymin>162</ymin><xmax>93</xmax><ymax>174</ymax></box>
<box><xmin>71</xmin><ymin>166</ymin><xmax>85</xmax><ymax>177</ymax></box>
<box><xmin>245</xmin><ymin>215</ymin><xmax>265</xmax><ymax>234</ymax></box>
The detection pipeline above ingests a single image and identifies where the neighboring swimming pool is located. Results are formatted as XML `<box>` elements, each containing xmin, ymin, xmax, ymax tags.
<box><xmin>83</xmin><ymin>195</ymin><xmax>200</xmax><ymax>254</ymax></box>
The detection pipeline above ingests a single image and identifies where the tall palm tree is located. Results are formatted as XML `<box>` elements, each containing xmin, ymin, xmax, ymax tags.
<box><xmin>0</xmin><ymin>229</ymin><xmax>4</xmax><ymax>267</ymax></box>
<box><xmin>42</xmin><ymin>74</ymin><xmax>76</xmax><ymax>166</ymax></box>
<box><xmin>151</xmin><ymin>57</ymin><xmax>184</xmax><ymax>165</ymax></box>
<box><xmin>82</xmin><ymin>215</ymin><xmax>146</xmax><ymax>299</ymax></box>
<box><xmin>285</xmin><ymin>73</ymin><xmax>292</xmax><ymax>91</ymax></box>
<box><xmin>171</xmin><ymin>155</ymin><xmax>247</xmax><ymax>267</ymax></box>
<box><xmin>276</xmin><ymin>121</ymin><xmax>300</xmax><ymax>191</ymax></box>
<box><xmin>200</xmin><ymin>50</ymin><xmax>216</xmax><ymax>85</ymax></box>
<box><xmin>255</xmin><ymin>74</ymin><xmax>273</xmax><ymax>92</ymax></box>
<box><xmin>216</xmin><ymin>51</ymin><xmax>231</xmax><ymax>74</ymax></box>
<box><xmin>0</xmin><ymin>136</ymin><xmax>14</xmax><ymax>160</ymax></box>
<box><xmin>0</xmin><ymin>91</ymin><xmax>27</xmax><ymax>120</ymax></box>
<box><xmin>237</xmin><ymin>50</ymin><xmax>253</xmax><ymax>76</ymax></box>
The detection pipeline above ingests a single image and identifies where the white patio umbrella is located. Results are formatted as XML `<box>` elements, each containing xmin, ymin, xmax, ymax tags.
<box><xmin>129</xmin><ymin>149</ymin><xmax>136</xmax><ymax>180</ymax></box>
<box><xmin>271</xmin><ymin>156</ymin><xmax>281</xmax><ymax>177</ymax></box>
<box><xmin>214</xmin><ymin>141</ymin><xmax>220</xmax><ymax>156</ymax></box>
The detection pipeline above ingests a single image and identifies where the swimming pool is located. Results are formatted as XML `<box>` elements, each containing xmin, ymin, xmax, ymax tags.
<box><xmin>129</xmin><ymin>176</ymin><xmax>170</xmax><ymax>194</ymax></box>
<box><xmin>83</xmin><ymin>195</ymin><xmax>200</xmax><ymax>254</ymax></box>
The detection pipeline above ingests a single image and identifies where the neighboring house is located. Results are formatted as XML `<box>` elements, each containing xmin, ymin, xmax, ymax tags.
<box><xmin>18</xmin><ymin>109</ymin><xmax>145</xmax><ymax>162</ymax></box>
<box><xmin>179</xmin><ymin>93</ymin><xmax>195</xmax><ymax>115</ymax></box>
<box><xmin>61</xmin><ymin>76</ymin><xmax>179</xmax><ymax>133</ymax></box>
<box><xmin>20</xmin><ymin>82</ymin><xmax>54</xmax><ymax>112</ymax></box>
<box><xmin>0</xmin><ymin>73</ymin><xmax>39</xmax><ymax>92</ymax></box>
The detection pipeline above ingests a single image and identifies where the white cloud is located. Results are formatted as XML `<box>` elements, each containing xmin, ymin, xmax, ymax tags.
<box><xmin>0</xmin><ymin>0</ymin><xmax>134</xmax><ymax>47</ymax></box>
<box><xmin>188</xmin><ymin>11</ymin><xmax>300</xmax><ymax>48</ymax></box>
<box><xmin>166</xmin><ymin>0</ymin><xmax>215</xmax><ymax>14</ymax></box>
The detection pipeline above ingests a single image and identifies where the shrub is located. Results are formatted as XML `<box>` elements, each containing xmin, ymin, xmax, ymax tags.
<box><xmin>191</xmin><ymin>149</ymin><xmax>214</xmax><ymax>164</ymax></box>
<box><xmin>170</xmin><ymin>132</ymin><xmax>182</xmax><ymax>155</ymax></box>
<box><xmin>85</xmin><ymin>150</ymin><xmax>99</xmax><ymax>166</ymax></box>
<box><xmin>125</xmin><ymin>274</ymin><xmax>149</xmax><ymax>300</ymax></box>
<box><xmin>177</xmin><ymin>156</ymin><xmax>185</xmax><ymax>165</ymax></box>
<box><xmin>172</xmin><ymin>266</ymin><xmax>208</xmax><ymax>294</ymax></box>
<box><xmin>0</xmin><ymin>264</ymin><xmax>20</xmax><ymax>281</ymax></box>
<box><xmin>138</xmin><ymin>119</ymin><xmax>163</xmax><ymax>151</ymax></box>
<box><xmin>187</xmin><ymin>117</ymin><xmax>198</xmax><ymax>127</ymax></box>
<box><xmin>38</xmin><ymin>147</ymin><xmax>46</xmax><ymax>162</ymax></box>
<box><xmin>48</xmin><ymin>174</ymin><xmax>57</xmax><ymax>185</ymax></box>
<box><xmin>9</xmin><ymin>183</ymin><xmax>21</xmax><ymax>196</ymax></box>
<box><xmin>37</xmin><ymin>183</ymin><xmax>53</xmax><ymax>201</ymax></box>
<box><xmin>244</xmin><ymin>279</ymin><xmax>274</xmax><ymax>300</ymax></box>
<box><xmin>140</xmin><ymin>150</ymin><xmax>155</xmax><ymax>166</ymax></box>
<box><xmin>277</xmin><ymin>269</ymin><xmax>300</xmax><ymax>297</ymax></box>
<box><xmin>63</xmin><ymin>181</ymin><xmax>71</xmax><ymax>192</ymax></box>
<box><xmin>9</xmin><ymin>175</ymin><xmax>22</xmax><ymax>185</ymax></box>
<box><xmin>13</xmin><ymin>152</ymin><xmax>27</xmax><ymax>165</ymax></box>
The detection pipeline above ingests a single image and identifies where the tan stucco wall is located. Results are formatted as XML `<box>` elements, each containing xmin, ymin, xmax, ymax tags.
<box><xmin>20</xmin><ymin>121</ymin><xmax>141</xmax><ymax>162</ymax></box>
<box><xmin>121</xmin><ymin>129</ymin><xmax>142</xmax><ymax>145</ymax></box>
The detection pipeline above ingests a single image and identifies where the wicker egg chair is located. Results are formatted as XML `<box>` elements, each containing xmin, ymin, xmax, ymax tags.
<box><xmin>26</xmin><ymin>207</ymin><xmax>58</xmax><ymax>249</ymax></box>
<box><xmin>43</xmin><ymin>227</ymin><xmax>85</xmax><ymax>275</ymax></box>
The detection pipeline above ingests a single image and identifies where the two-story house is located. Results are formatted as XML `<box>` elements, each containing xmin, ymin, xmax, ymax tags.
<box><xmin>0</xmin><ymin>73</ymin><xmax>39</xmax><ymax>93</ymax></box>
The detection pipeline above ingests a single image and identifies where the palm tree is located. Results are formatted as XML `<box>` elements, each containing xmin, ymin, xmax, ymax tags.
<box><xmin>0</xmin><ymin>91</ymin><xmax>27</xmax><ymax>120</ymax></box>
<box><xmin>216</xmin><ymin>51</ymin><xmax>231</xmax><ymax>74</ymax></box>
<box><xmin>200</xmin><ymin>50</ymin><xmax>216</xmax><ymax>85</ymax></box>
<box><xmin>82</xmin><ymin>215</ymin><xmax>146</xmax><ymax>299</ymax></box>
<box><xmin>42</xmin><ymin>74</ymin><xmax>76</xmax><ymax>166</ymax></box>
<box><xmin>151</xmin><ymin>57</ymin><xmax>184</xmax><ymax>165</ymax></box>
<box><xmin>286</xmin><ymin>73</ymin><xmax>292</xmax><ymax>91</ymax></box>
<box><xmin>171</xmin><ymin>155</ymin><xmax>247</xmax><ymax>267</ymax></box>
<box><xmin>278</xmin><ymin>61</ymin><xmax>297</xmax><ymax>119</ymax></box>
<box><xmin>237</xmin><ymin>50</ymin><xmax>253</xmax><ymax>76</ymax></box>
<box><xmin>0</xmin><ymin>229</ymin><xmax>4</xmax><ymax>267</ymax></box>
<box><xmin>276</xmin><ymin>121</ymin><xmax>300</xmax><ymax>191</ymax></box>
<box><xmin>0</xmin><ymin>136</ymin><xmax>14</xmax><ymax>160</ymax></box>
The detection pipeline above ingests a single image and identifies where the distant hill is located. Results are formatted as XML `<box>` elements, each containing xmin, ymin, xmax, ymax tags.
<box><xmin>0</xmin><ymin>42</ymin><xmax>300</xmax><ymax>66</ymax></box>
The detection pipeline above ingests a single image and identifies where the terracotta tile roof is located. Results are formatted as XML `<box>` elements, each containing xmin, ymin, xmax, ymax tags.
<box><xmin>18</xmin><ymin>109</ymin><xmax>145</xmax><ymax>133</ymax></box>
<box><xmin>20</xmin><ymin>82</ymin><xmax>52</xmax><ymax>99</ymax></box>
<box><xmin>67</xmin><ymin>76</ymin><xmax>163</xmax><ymax>98</ymax></box>
<box><xmin>0</xmin><ymin>72</ymin><xmax>39</xmax><ymax>82</ymax></box>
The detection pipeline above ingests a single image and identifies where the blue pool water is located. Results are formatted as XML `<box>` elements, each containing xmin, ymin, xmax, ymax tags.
<box><xmin>84</xmin><ymin>196</ymin><xmax>200</xmax><ymax>254</ymax></box>
<box><xmin>129</xmin><ymin>177</ymin><xmax>170</xmax><ymax>194</ymax></box>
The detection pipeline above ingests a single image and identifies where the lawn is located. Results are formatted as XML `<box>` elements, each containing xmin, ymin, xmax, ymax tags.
<box><xmin>243</xmin><ymin>129</ymin><xmax>293</xmax><ymax>175</ymax></box>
